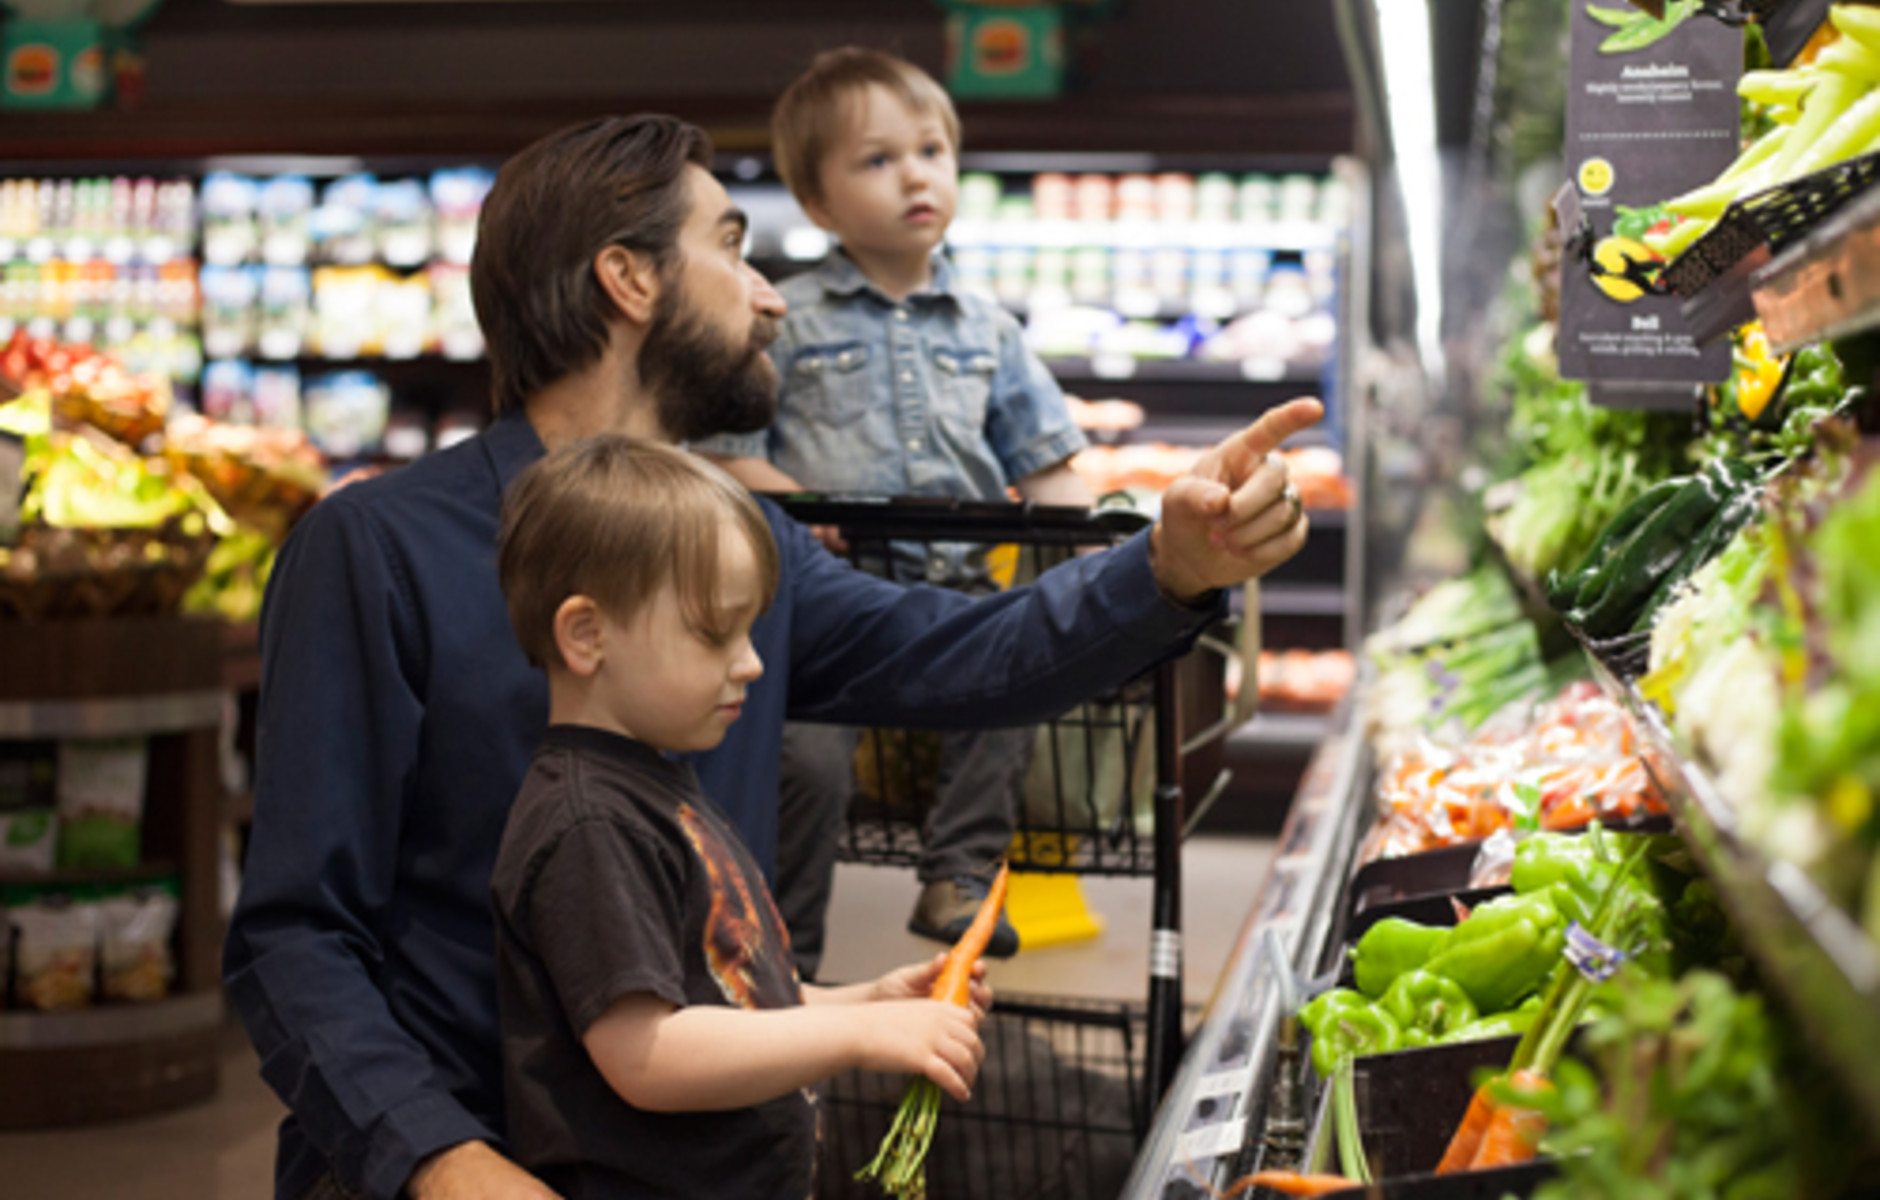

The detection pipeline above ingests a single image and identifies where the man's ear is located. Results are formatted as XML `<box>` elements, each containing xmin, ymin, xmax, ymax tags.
<box><xmin>554</xmin><ymin>595</ymin><xmax>606</xmax><ymax>677</ymax></box>
<box><xmin>594</xmin><ymin>244</ymin><xmax>663</xmax><ymax>327</ymax></box>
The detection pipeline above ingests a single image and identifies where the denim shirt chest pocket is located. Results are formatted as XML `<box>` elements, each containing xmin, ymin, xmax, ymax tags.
<box><xmin>929</xmin><ymin>345</ymin><xmax>998</xmax><ymax>435</ymax></box>
<box><xmin>787</xmin><ymin>341</ymin><xmax>875</xmax><ymax>421</ymax></box>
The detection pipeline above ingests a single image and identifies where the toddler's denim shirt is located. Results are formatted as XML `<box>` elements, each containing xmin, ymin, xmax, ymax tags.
<box><xmin>695</xmin><ymin>250</ymin><xmax>1087</xmax><ymax>584</ymax></box>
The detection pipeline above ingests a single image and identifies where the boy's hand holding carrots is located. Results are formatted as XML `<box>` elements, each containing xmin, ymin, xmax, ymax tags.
<box><xmin>850</xmin><ymin>998</ymin><xmax>986</xmax><ymax>1102</ymax></box>
<box><xmin>869</xmin><ymin>953</ymin><xmax>994</xmax><ymax>1018</ymax></box>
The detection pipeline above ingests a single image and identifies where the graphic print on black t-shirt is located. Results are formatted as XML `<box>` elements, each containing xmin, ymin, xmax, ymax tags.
<box><xmin>677</xmin><ymin>802</ymin><xmax>801</xmax><ymax>1011</ymax></box>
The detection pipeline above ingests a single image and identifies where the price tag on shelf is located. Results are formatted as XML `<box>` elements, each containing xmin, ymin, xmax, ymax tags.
<box><xmin>1239</xmin><ymin>356</ymin><xmax>1290</xmax><ymax>382</ymax></box>
<box><xmin>1090</xmin><ymin>352</ymin><xmax>1138</xmax><ymax>380</ymax></box>
<box><xmin>1557</xmin><ymin>0</ymin><xmax>1739</xmax><ymax>402</ymax></box>
<box><xmin>0</xmin><ymin>431</ymin><xmax>24</xmax><ymax>549</ymax></box>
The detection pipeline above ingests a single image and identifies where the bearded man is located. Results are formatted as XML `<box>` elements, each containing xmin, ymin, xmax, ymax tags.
<box><xmin>225</xmin><ymin>114</ymin><xmax>1320</xmax><ymax>1200</ymax></box>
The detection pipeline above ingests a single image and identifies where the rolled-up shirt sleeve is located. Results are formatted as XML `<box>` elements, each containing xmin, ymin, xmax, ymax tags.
<box><xmin>984</xmin><ymin>308</ymin><xmax>1088</xmax><ymax>484</ymax></box>
<box><xmin>223</xmin><ymin>498</ymin><xmax>491</xmax><ymax>1200</ymax></box>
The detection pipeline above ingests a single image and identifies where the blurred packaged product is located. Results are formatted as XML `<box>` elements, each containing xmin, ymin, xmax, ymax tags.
<box><xmin>199</xmin><ymin>265</ymin><xmax>259</xmax><ymax>359</ymax></box>
<box><xmin>429</xmin><ymin>167</ymin><xmax>493</xmax><ymax>266</ymax></box>
<box><xmin>1024</xmin><ymin>304</ymin><xmax>1121</xmax><ymax>359</ymax></box>
<box><xmin>312</xmin><ymin>174</ymin><xmax>378</xmax><ymax>267</ymax></box>
<box><xmin>1262</xmin><ymin>261</ymin><xmax>1315</xmax><ymax>319</ymax></box>
<box><xmin>1195</xmin><ymin>172</ymin><xmax>1238</xmax><ymax>224</ymax></box>
<box><xmin>0</xmin><ymin>741</ymin><xmax>57</xmax><ymax>811</ymax></box>
<box><xmin>1190</xmin><ymin>246</ymin><xmax>1235</xmax><ymax>320</ymax></box>
<box><xmin>1277</xmin><ymin>174</ymin><xmax>1321</xmax><ymax>225</ymax></box>
<box><xmin>429</xmin><ymin>263</ymin><xmax>484</xmax><ymax>360</ymax></box>
<box><xmin>251</xmin><ymin>363</ymin><xmax>303</xmax><ymax>430</ymax></box>
<box><xmin>1074</xmin><ymin>173</ymin><xmax>1114</xmax><ymax>222</ymax></box>
<box><xmin>1254</xmin><ymin>649</ymin><xmax>1357</xmax><ymax>712</ymax></box>
<box><xmin>382</xmin><ymin>406</ymin><xmax>431</xmax><ymax>461</ymax></box>
<box><xmin>201</xmin><ymin>359</ymin><xmax>254</xmax><ymax>424</ymax></box>
<box><xmin>1062</xmin><ymin>395</ymin><xmax>1144</xmax><ymax>435</ymax></box>
<box><xmin>1153</xmin><ymin>172</ymin><xmax>1196</xmax><ymax>224</ymax></box>
<box><xmin>257</xmin><ymin>175</ymin><xmax>314</xmax><ymax>267</ymax></box>
<box><xmin>311</xmin><ymin>265</ymin><xmax>383</xmax><ymax>359</ymax></box>
<box><xmin>98</xmin><ymin>882</ymin><xmax>179</xmax><ymax>1003</ymax></box>
<box><xmin>959</xmin><ymin>172</ymin><xmax>1002</xmax><ymax>221</ymax></box>
<box><xmin>1115</xmin><ymin>173</ymin><xmax>1156</xmax><ymax>222</ymax></box>
<box><xmin>1237</xmin><ymin>174</ymin><xmax>1277</xmax><ymax>225</ymax></box>
<box><xmin>302</xmin><ymin>369</ymin><xmax>389</xmax><ymax>459</ymax></box>
<box><xmin>1229</xmin><ymin>246</ymin><xmax>1271</xmax><ymax>310</ymax></box>
<box><xmin>1151</xmin><ymin>244</ymin><xmax>1190</xmax><ymax>308</ymax></box>
<box><xmin>55</xmin><ymin>736</ymin><xmax>147</xmax><ymax>871</ymax></box>
<box><xmin>1303</xmin><ymin>247</ymin><xmax>1338</xmax><ymax>308</ymax></box>
<box><xmin>199</xmin><ymin>172</ymin><xmax>258</xmax><ymax>267</ymax></box>
<box><xmin>257</xmin><ymin>266</ymin><xmax>311</xmax><ymax>360</ymax></box>
<box><xmin>1031</xmin><ymin>171</ymin><xmax>1074</xmax><ymax>220</ymax></box>
<box><xmin>1069</xmin><ymin>244</ymin><xmax>1111</xmax><ymax>307</ymax></box>
<box><xmin>0</xmin><ymin>808</ymin><xmax>56</xmax><ymax>874</ymax></box>
<box><xmin>1028</xmin><ymin>245</ymin><xmax>1072</xmax><ymax>312</ymax></box>
<box><xmin>993</xmin><ymin>197</ymin><xmax>1035</xmax><ymax>307</ymax></box>
<box><xmin>6</xmin><ymin>892</ymin><xmax>98</xmax><ymax>1011</ymax></box>
<box><xmin>377</xmin><ymin>273</ymin><xmax>431</xmax><ymax>360</ymax></box>
<box><xmin>374</xmin><ymin>178</ymin><xmax>433</xmax><ymax>269</ymax></box>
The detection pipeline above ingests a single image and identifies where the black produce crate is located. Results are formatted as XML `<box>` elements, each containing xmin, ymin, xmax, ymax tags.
<box><xmin>1320</xmin><ymin>1037</ymin><xmax>1556</xmax><ymax>1198</ymax></box>
<box><xmin>816</xmin><ymin>996</ymin><xmax>1148</xmax><ymax>1200</ymax></box>
<box><xmin>1347</xmin><ymin>843</ymin><xmax>1484</xmax><ymax>916</ymax></box>
<box><xmin>1664</xmin><ymin>150</ymin><xmax>1880</xmax><ymax>340</ymax></box>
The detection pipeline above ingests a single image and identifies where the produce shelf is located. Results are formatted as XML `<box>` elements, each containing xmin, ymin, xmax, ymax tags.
<box><xmin>1228</xmin><ymin>712</ymin><xmax>1333</xmax><ymax>752</ymax></box>
<box><xmin>1579</xmin><ymin>648</ymin><xmax>1880</xmax><ymax>1139</ymax></box>
<box><xmin>1257</xmin><ymin>584</ymin><xmax>1347</xmax><ymax>617</ymax></box>
<box><xmin>1753</xmin><ymin>180</ymin><xmax>1880</xmax><ymax>353</ymax></box>
<box><xmin>0</xmin><ymin>689</ymin><xmax>226</xmax><ymax>739</ymax></box>
<box><xmin>1043</xmin><ymin>356</ymin><xmax>1324</xmax><ymax>387</ymax></box>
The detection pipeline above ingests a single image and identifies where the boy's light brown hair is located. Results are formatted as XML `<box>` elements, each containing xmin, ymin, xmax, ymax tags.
<box><xmin>497</xmin><ymin>435</ymin><xmax>781</xmax><ymax>669</ymax></box>
<box><xmin>771</xmin><ymin>47</ymin><xmax>961</xmax><ymax>208</ymax></box>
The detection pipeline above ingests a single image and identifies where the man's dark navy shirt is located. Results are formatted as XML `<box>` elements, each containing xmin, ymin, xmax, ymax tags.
<box><xmin>224</xmin><ymin>410</ymin><xmax>1219</xmax><ymax>1200</ymax></box>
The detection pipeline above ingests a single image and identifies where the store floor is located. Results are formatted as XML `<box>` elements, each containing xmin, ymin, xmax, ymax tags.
<box><xmin>0</xmin><ymin>834</ymin><xmax>1274</xmax><ymax>1199</ymax></box>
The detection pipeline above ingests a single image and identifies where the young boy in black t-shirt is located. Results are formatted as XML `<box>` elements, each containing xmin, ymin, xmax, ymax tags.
<box><xmin>491</xmin><ymin>435</ymin><xmax>989</xmax><ymax>1199</ymax></box>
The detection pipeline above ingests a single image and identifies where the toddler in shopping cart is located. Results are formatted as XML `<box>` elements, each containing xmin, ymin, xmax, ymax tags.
<box><xmin>489</xmin><ymin>434</ymin><xmax>988</xmax><ymax>1198</ymax></box>
<box><xmin>696</xmin><ymin>47</ymin><xmax>1095</xmax><ymax>969</ymax></box>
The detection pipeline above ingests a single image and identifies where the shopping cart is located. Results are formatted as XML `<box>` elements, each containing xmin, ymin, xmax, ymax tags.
<box><xmin>816</xmin><ymin>994</ymin><xmax>1151</xmax><ymax>1200</ymax></box>
<box><xmin>776</xmin><ymin>494</ymin><xmax>1241</xmax><ymax>1140</ymax></box>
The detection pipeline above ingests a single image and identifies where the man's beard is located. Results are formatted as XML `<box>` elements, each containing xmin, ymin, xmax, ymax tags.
<box><xmin>640</xmin><ymin>285</ymin><xmax>779</xmax><ymax>444</ymax></box>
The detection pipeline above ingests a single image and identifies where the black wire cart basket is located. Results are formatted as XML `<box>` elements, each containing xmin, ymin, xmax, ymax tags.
<box><xmin>816</xmin><ymin>994</ymin><xmax>1152</xmax><ymax>1200</ymax></box>
<box><xmin>775</xmin><ymin>494</ymin><xmax>1244</xmax><ymax>1165</ymax></box>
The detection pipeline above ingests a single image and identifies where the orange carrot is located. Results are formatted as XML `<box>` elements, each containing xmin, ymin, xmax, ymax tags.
<box><xmin>1434</xmin><ymin>1080</ymin><xmax>1499</xmax><ymax>1174</ymax></box>
<box><xmin>1221</xmin><ymin>1170</ymin><xmax>1361</xmax><ymax>1197</ymax></box>
<box><xmin>932</xmin><ymin>861</ymin><xmax>1008</xmax><ymax>1006</ymax></box>
<box><xmin>1468</xmin><ymin>1070</ymin><xmax>1552</xmax><ymax>1169</ymax></box>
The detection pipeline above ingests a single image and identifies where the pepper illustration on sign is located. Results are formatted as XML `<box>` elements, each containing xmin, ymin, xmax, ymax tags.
<box><xmin>1587</xmin><ymin>0</ymin><xmax>1698</xmax><ymax>54</ymax></box>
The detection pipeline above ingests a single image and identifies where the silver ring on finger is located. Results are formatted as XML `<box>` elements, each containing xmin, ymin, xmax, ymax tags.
<box><xmin>1282</xmin><ymin>481</ymin><xmax>1303</xmax><ymax>522</ymax></box>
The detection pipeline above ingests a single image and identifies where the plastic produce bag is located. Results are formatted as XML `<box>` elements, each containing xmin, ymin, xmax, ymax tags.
<box><xmin>8</xmin><ymin>892</ymin><xmax>97</xmax><ymax>1011</ymax></box>
<box><xmin>99</xmin><ymin>883</ymin><xmax>178</xmax><ymax>1003</ymax></box>
<box><xmin>56</xmin><ymin>737</ymin><xmax>146</xmax><ymax>870</ymax></box>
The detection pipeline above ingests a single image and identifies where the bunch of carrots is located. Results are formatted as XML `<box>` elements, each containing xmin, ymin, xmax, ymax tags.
<box><xmin>855</xmin><ymin>863</ymin><xmax>1008</xmax><ymax>1199</ymax></box>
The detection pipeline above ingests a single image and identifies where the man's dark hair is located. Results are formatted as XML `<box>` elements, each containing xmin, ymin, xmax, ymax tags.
<box><xmin>472</xmin><ymin>115</ymin><xmax>714</xmax><ymax>415</ymax></box>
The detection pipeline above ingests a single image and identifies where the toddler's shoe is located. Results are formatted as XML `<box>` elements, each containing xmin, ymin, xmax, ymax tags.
<box><xmin>908</xmin><ymin>873</ymin><xmax>1020</xmax><ymax>957</ymax></box>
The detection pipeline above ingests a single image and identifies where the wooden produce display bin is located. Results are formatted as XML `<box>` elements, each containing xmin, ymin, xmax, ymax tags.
<box><xmin>0</xmin><ymin>616</ymin><xmax>227</xmax><ymax>1129</ymax></box>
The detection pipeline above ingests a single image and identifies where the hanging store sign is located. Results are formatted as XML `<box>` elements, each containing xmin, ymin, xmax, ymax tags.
<box><xmin>1558</xmin><ymin>0</ymin><xmax>1742</xmax><ymax>407</ymax></box>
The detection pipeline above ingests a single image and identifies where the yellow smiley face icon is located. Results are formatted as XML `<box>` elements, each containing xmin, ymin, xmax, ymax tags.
<box><xmin>1579</xmin><ymin>158</ymin><xmax>1615</xmax><ymax>197</ymax></box>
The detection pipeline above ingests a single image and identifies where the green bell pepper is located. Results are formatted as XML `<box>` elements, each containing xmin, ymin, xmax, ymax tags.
<box><xmin>1298</xmin><ymin>988</ymin><xmax>1366</xmax><ymax>1040</ymax></box>
<box><xmin>1349</xmin><ymin>917</ymin><xmax>1448</xmax><ymax>999</ymax></box>
<box><xmin>1440</xmin><ymin>1010</ymin><xmax>1538</xmax><ymax>1044</ymax></box>
<box><xmin>1381</xmin><ymin>969</ymin><xmax>1478</xmax><ymax>1040</ymax></box>
<box><xmin>1424</xmin><ymin>892</ymin><xmax>1568</xmax><ymax>1013</ymax></box>
<box><xmin>1309</xmin><ymin>1005</ymin><xmax>1404</xmax><ymax>1076</ymax></box>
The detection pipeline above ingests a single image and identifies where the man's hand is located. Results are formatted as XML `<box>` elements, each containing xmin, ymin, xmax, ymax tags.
<box><xmin>407</xmin><ymin>1141</ymin><xmax>563</xmax><ymax>1200</ymax></box>
<box><xmin>1150</xmin><ymin>398</ymin><xmax>1324</xmax><ymax>603</ymax></box>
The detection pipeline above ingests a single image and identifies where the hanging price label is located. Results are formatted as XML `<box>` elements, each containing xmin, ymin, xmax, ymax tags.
<box><xmin>1558</xmin><ymin>0</ymin><xmax>1742</xmax><ymax>405</ymax></box>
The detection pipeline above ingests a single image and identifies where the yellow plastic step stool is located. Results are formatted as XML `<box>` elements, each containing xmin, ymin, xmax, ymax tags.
<box><xmin>1005</xmin><ymin>870</ymin><xmax>1105</xmax><ymax>950</ymax></box>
